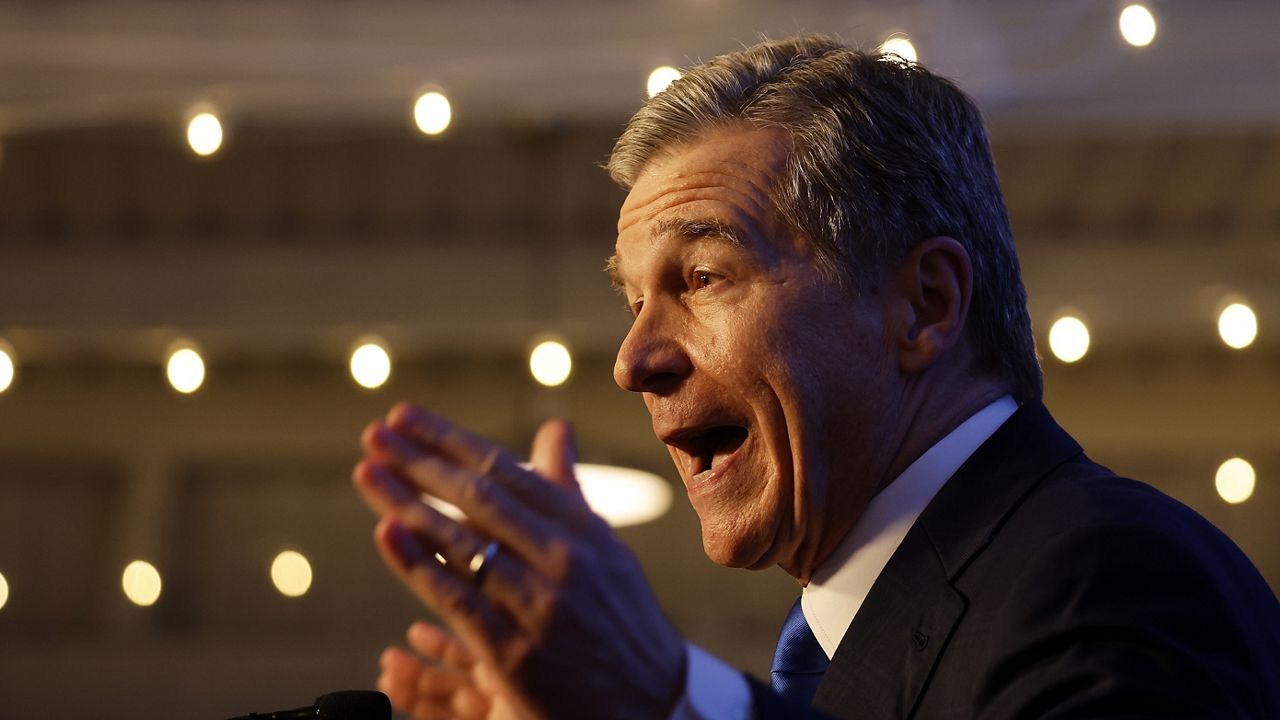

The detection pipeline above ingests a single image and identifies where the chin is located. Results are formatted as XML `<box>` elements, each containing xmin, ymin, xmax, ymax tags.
<box><xmin>699</xmin><ymin>521</ymin><xmax>779</xmax><ymax>570</ymax></box>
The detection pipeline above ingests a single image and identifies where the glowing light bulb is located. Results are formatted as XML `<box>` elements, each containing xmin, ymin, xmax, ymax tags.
<box><xmin>424</xmin><ymin>462</ymin><xmax>672</xmax><ymax>527</ymax></box>
<box><xmin>166</xmin><ymin>344</ymin><xmax>205</xmax><ymax>394</ymax></box>
<box><xmin>414</xmin><ymin>91</ymin><xmax>452</xmax><ymax>135</ymax></box>
<box><xmin>0</xmin><ymin>571</ymin><xmax>9</xmax><ymax>611</ymax></box>
<box><xmin>271</xmin><ymin>550</ymin><xmax>313</xmax><ymax>597</ymax></box>
<box><xmin>1217</xmin><ymin>302</ymin><xmax>1258</xmax><ymax>349</ymax></box>
<box><xmin>187</xmin><ymin>112</ymin><xmax>224</xmax><ymax>156</ymax></box>
<box><xmin>1215</xmin><ymin>458</ymin><xmax>1255</xmax><ymax>504</ymax></box>
<box><xmin>1119</xmin><ymin>5</ymin><xmax>1157</xmax><ymax>47</ymax></box>
<box><xmin>880</xmin><ymin>36</ymin><xmax>918</xmax><ymax>63</ymax></box>
<box><xmin>0</xmin><ymin>340</ymin><xmax>14</xmax><ymax>394</ymax></box>
<box><xmin>122</xmin><ymin>560</ymin><xmax>162</xmax><ymax>606</ymax></box>
<box><xmin>1049</xmin><ymin>315</ymin><xmax>1090</xmax><ymax>363</ymax></box>
<box><xmin>647</xmin><ymin>66</ymin><xmax>682</xmax><ymax>98</ymax></box>
<box><xmin>350</xmin><ymin>339</ymin><xmax>392</xmax><ymax>389</ymax></box>
<box><xmin>529</xmin><ymin>339</ymin><xmax>572</xmax><ymax>387</ymax></box>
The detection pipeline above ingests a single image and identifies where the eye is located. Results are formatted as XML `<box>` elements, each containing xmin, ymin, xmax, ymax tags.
<box><xmin>692</xmin><ymin>269</ymin><xmax>723</xmax><ymax>289</ymax></box>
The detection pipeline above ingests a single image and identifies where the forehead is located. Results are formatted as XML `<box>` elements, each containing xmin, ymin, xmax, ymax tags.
<box><xmin>614</xmin><ymin>126</ymin><xmax>792</xmax><ymax>249</ymax></box>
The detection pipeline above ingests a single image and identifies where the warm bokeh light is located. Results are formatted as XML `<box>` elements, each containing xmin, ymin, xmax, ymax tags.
<box><xmin>166</xmin><ymin>345</ymin><xmax>206</xmax><ymax>394</ymax></box>
<box><xmin>1119</xmin><ymin>5</ymin><xmax>1157</xmax><ymax>47</ymax></box>
<box><xmin>880</xmin><ymin>35</ymin><xmax>918</xmax><ymax>63</ymax></box>
<box><xmin>425</xmin><ymin>462</ymin><xmax>672</xmax><ymax>527</ymax></box>
<box><xmin>1048</xmin><ymin>315</ymin><xmax>1091</xmax><ymax>363</ymax></box>
<box><xmin>0</xmin><ymin>571</ymin><xmax>8</xmax><ymax>612</ymax></box>
<box><xmin>350</xmin><ymin>339</ymin><xmax>392</xmax><ymax>389</ymax></box>
<box><xmin>576</xmin><ymin>464</ymin><xmax>673</xmax><ymax>527</ymax></box>
<box><xmin>270</xmin><ymin>550</ymin><xmax>314</xmax><ymax>597</ymax></box>
<box><xmin>529</xmin><ymin>339</ymin><xmax>572</xmax><ymax>387</ymax></box>
<box><xmin>1218</xmin><ymin>302</ymin><xmax>1258</xmax><ymax>349</ymax></box>
<box><xmin>1215</xmin><ymin>458</ymin><xmax>1256</xmax><ymax>504</ymax></box>
<box><xmin>647</xmin><ymin>66</ymin><xmax>682</xmax><ymax>98</ymax></box>
<box><xmin>122</xmin><ymin>560</ymin><xmax>162</xmax><ymax>606</ymax></box>
<box><xmin>0</xmin><ymin>340</ymin><xmax>14</xmax><ymax>394</ymax></box>
<box><xmin>414</xmin><ymin>91</ymin><xmax>452</xmax><ymax>135</ymax></box>
<box><xmin>186</xmin><ymin>111</ymin><xmax>224</xmax><ymax>156</ymax></box>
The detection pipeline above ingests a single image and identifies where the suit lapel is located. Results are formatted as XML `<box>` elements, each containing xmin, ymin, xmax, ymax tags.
<box><xmin>812</xmin><ymin>403</ymin><xmax>1082</xmax><ymax>718</ymax></box>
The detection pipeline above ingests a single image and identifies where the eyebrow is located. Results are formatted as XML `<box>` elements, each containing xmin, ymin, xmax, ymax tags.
<box><xmin>606</xmin><ymin>217</ymin><xmax>746</xmax><ymax>291</ymax></box>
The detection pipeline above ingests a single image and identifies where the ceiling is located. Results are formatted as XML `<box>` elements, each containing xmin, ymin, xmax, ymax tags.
<box><xmin>2</xmin><ymin>1</ymin><xmax>1280</xmax><ymax>136</ymax></box>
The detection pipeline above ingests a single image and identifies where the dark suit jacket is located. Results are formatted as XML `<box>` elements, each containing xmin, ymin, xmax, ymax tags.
<box><xmin>750</xmin><ymin>403</ymin><xmax>1280</xmax><ymax>718</ymax></box>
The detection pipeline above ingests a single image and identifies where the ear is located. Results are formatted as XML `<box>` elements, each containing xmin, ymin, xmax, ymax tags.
<box><xmin>888</xmin><ymin>236</ymin><xmax>973</xmax><ymax>376</ymax></box>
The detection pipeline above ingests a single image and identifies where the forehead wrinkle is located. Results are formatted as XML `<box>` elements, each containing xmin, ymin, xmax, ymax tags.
<box><xmin>618</xmin><ymin>162</ymin><xmax>779</xmax><ymax>230</ymax></box>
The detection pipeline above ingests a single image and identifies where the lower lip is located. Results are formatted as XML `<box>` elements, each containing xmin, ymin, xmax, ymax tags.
<box><xmin>686</xmin><ymin>438</ymin><xmax>746</xmax><ymax>497</ymax></box>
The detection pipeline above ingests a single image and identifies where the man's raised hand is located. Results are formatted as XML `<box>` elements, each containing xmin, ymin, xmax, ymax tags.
<box><xmin>353</xmin><ymin>403</ymin><xmax>687</xmax><ymax>720</ymax></box>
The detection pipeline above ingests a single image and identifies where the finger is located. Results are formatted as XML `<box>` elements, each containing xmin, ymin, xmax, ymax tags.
<box><xmin>385</xmin><ymin>499</ymin><xmax>560</xmax><ymax>631</ymax></box>
<box><xmin>451</xmin><ymin>685</ymin><xmax>492</xmax><ymax>720</ymax></box>
<box><xmin>365</xmin><ymin>424</ymin><xmax>556</xmax><ymax>558</ymax></box>
<box><xmin>375</xmin><ymin>516</ymin><xmax>521</xmax><ymax>670</ymax></box>
<box><xmin>408</xmin><ymin>621</ymin><xmax>475</xmax><ymax>671</ymax></box>
<box><xmin>382</xmin><ymin>404</ymin><xmax>587</xmax><ymax>518</ymax></box>
<box><xmin>529</xmin><ymin>419</ymin><xmax>580</xmax><ymax>491</ymax></box>
<box><xmin>378</xmin><ymin>646</ymin><xmax>426</xmax><ymax>712</ymax></box>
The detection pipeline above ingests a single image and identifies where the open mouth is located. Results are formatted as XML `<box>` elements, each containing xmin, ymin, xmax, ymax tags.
<box><xmin>668</xmin><ymin>425</ymin><xmax>749</xmax><ymax>480</ymax></box>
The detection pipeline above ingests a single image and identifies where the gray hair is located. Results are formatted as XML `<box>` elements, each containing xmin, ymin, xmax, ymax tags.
<box><xmin>608</xmin><ymin>35</ymin><xmax>1042</xmax><ymax>403</ymax></box>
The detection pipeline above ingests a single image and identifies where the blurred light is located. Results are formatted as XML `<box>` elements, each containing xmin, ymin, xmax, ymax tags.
<box><xmin>187</xmin><ymin>111</ymin><xmax>224</xmax><ymax>156</ymax></box>
<box><xmin>577</xmin><ymin>463</ymin><xmax>673</xmax><ymax>526</ymax></box>
<box><xmin>880</xmin><ymin>35</ymin><xmax>918</xmax><ymax>63</ymax></box>
<box><xmin>0</xmin><ymin>339</ymin><xmax>14</xmax><ymax>394</ymax></box>
<box><xmin>1215</xmin><ymin>458</ymin><xmax>1256</xmax><ymax>504</ymax></box>
<box><xmin>1217</xmin><ymin>302</ymin><xmax>1258</xmax><ymax>349</ymax></box>
<box><xmin>414</xmin><ymin>91</ymin><xmax>452</xmax><ymax>135</ymax></box>
<box><xmin>647</xmin><ymin>66</ymin><xmax>682</xmax><ymax>98</ymax></box>
<box><xmin>350</xmin><ymin>339</ymin><xmax>392</xmax><ymax>389</ymax></box>
<box><xmin>271</xmin><ymin>550</ymin><xmax>313</xmax><ymax>597</ymax></box>
<box><xmin>1048</xmin><ymin>315</ymin><xmax>1090</xmax><ymax>363</ymax></box>
<box><xmin>122</xmin><ymin>560</ymin><xmax>162</xmax><ymax>606</ymax></box>
<box><xmin>529</xmin><ymin>339</ymin><xmax>572</xmax><ymax>387</ymax></box>
<box><xmin>166</xmin><ymin>344</ymin><xmax>205</xmax><ymax>394</ymax></box>
<box><xmin>0</xmin><ymin>571</ymin><xmax>8</xmax><ymax>611</ymax></box>
<box><xmin>425</xmin><ymin>462</ymin><xmax>672</xmax><ymax>527</ymax></box>
<box><xmin>1119</xmin><ymin>5</ymin><xmax>1157</xmax><ymax>47</ymax></box>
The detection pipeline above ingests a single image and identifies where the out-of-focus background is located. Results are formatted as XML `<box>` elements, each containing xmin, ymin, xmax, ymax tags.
<box><xmin>0</xmin><ymin>2</ymin><xmax>1276</xmax><ymax>717</ymax></box>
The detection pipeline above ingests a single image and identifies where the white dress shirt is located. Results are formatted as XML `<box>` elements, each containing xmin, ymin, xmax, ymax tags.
<box><xmin>671</xmin><ymin>396</ymin><xmax>1018</xmax><ymax>719</ymax></box>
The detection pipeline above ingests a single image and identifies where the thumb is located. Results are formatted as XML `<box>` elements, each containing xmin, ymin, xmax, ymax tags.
<box><xmin>529</xmin><ymin>418</ymin><xmax>578</xmax><ymax>490</ymax></box>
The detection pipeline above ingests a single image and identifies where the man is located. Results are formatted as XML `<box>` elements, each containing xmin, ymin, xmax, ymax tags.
<box><xmin>353</xmin><ymin>36</ymin><xmax>1280</xmax><ymax>719</ymax></box>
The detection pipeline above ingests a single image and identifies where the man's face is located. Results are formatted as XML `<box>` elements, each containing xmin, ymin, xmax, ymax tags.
<box><xmin>610</xmin><ymin>126</ymin><xmax>901</xmax><ymax>576</ymax></box>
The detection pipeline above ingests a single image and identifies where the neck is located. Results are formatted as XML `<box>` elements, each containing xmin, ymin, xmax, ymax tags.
<box><xmin>791</xmin><ymin>372</ymin><xmax>1012</xmax><ymax>586</ymax></box>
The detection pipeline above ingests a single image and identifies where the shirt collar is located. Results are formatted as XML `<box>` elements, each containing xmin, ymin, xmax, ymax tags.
<box><xmin>801</xmin><ymin>395</ymin><xmax>1018</xmax><ymax>658</ymax></box>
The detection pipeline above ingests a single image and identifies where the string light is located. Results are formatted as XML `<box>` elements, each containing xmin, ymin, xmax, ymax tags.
<box><xmin>1048</xmin><ymin>314</ymin><xmax>1091</xmax><ymax>363</ymax></box>
<box><xmin>647</xmin><ymin>66</ymin><xmax>682</xmax><ymax>98</ymax></box>
<box><xmin>1119</xmin><ymin>5</ymin><xmax>1157</xmax><ymax>47</ymax></box>
<box><xmin>880</xmin><ymin>35</ymin><xmax>918</xmax><ymax>63</ymax></box>
<box><xmin>1215</xmin><ymin>458</ymin><xmax>1256</xmax><ymax>504</ymax></box>
<box><xmin>414</xmin><ymin>91</ymin><xmax>452</xmax><ymax>135</ymax></box>
<box><xmin>165</xmin><ymin>341</ymin><xmax>206</xmax><ymax>394</ymax></box>
<box><xmin>271</xmin><ymin>550</ymin><xmax>313</xmax><ymax>597</ymax></box>
<box><xmin>350</xmin><ymin>337</ymin><xmax>392</xmax><ymax>389</ymax></box>
<box><xmin>121</xmin><ymin>560</ymin><xmax>162</xmax><ymax>606</ymax></box>
<box><xmin>1218</xmin><ymin>302</ymin><xmax>1258</xmax><ymax>349</ymax></box>
<box><xmin>0</xmin><ymin>339</ymin><xmax>15</xmax><ymax>394</ymax></box>
<box><xmin>187</xmin><ymin>111</ymin><xmax>224</xmax><ymax>156</ymax></box>
<box><xmin>529</xmin><ymin>338</ymin><xmax>572</xmax><ymax>387</ymax></box>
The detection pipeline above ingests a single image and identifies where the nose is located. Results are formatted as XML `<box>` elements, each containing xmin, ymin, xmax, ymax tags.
<box><xmin>613</xmin><ymin>306</ymin><xmax>693</xmax><ymax>395</ymax></box>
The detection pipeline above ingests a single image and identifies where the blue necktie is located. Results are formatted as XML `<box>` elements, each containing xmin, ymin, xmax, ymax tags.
<box><xmin>770</xmin><ymin>597</ymin><xmax>830</xmax><ymax>705</ymax></box>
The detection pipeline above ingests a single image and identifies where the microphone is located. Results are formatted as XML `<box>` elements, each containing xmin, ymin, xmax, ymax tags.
<box><xmin>225</xmin><ymin>690</ymin><xmax>391</xmax><ymax>720</ymax></box>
